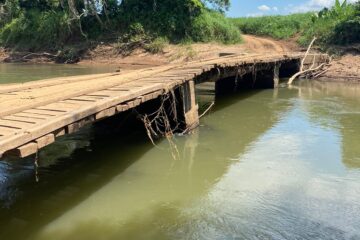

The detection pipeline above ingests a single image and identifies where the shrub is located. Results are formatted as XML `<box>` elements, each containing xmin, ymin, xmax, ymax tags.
<box><xmin>144</xmin><ymin>37</ymin><xmax>169</xmax><ymax>54</ymax></box>
<box><xmin>0</xmin><ymin>10</ymin><xmax>70</xmax><ymax>50</ymax></box>
<box><xmin>231</xmin><ymin>13</ymin><xmax>313</xmax><ymax>40</ymax></box>
<box><xmin>190</xmin><ymin>10</ymin><xmax>242</xmax><ymax>44</ymax></box>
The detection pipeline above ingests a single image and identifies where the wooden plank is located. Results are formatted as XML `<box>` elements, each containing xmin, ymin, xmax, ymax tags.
<box><xmin>54</xmin><ymin>128</ymin><xmax>66</xmax><ymax>137</ymax></box>
<box><xmin>0</xmin><ymin>65</ymin><xmax>175</xmax><ymax>118</ymax></box>
<box><xmin>0</xmin><ymin>127</ymin><xmax>19</xmax><ymax>135</ymax></box>
<box><xmin>69</xmin><ymin>96</ymin><xmax>98</xmax><ymax>102</ymax></box>
<box><xmin>0</xmin><ymin>119</ymin><xmax>34</xmax><ymax>129</ymax></box>
<box><xmin>23</xmin><ymin>109</ymin><xmax>61</xmax><ymax>116</ymax></box>
<box><xmin>95</xmin><ymin>107</ymin><xmax>116</xmax><ymax>120</ymax></box>
<box><xmin>0</xmin><ymin>73</ymin><xmax>121</xmax><ymax>94</ymax></box>
<box><xmin>39</xmin><ymin>102</ymin><xmax>81</xmax><ymax>111</ymax></box>
<box><xmin>36</xmin><ymin>134</ymin><xmax>55</xmax><ymax>149</ymax></box>
<box><xmin>13</xmin><ymin>113</ymin><xmax>48</xmax><ymax>120</ymax></box>
<box><xmin>4</xmin><ymin>142</ymin><xmax>38</xmax><ymax>158</ymax></box>
<box><xmin>116</xmin><ymin>104</ymin><xmax>129</xmax><ymax>112</ymax></box>
<box><xmin>2</xmin><ymin>116</ymin><xmax>42</xmax><ymax>124</ymax></box>
<box><xmin>67</xmin><ymin>116</ymin><xmax>95</xmax><ymax>134</ymax></box>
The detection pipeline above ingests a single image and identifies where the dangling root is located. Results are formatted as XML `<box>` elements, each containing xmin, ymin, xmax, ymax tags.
<box><xmin>137</xmin><ymin>90</ymin><xmax>181</xmax><ymax>160</ymax></box>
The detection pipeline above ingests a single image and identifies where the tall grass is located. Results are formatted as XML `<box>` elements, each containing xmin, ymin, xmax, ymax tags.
<box><xmin>231</xmin><ymin>0</ymin><xmax>360</xmax><ymax>48</ymax></box>
<box><xmin>231</xmin><ymin>13</ymin><xmax>313</xmax><ymax>40</ymax></box>
<box><xmin>189</xmin><ymin>10</ymin><xmax>242</xmax><ymax>44</ymax></box>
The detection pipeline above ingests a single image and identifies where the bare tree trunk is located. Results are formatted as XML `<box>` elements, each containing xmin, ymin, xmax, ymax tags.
<box><xmin>88</xmin><ymin>0</ymin><xmax>105</xmax><ymax>28</ymax></box>
<box><xmin>101</xmin><ymin>0</ymin><xmax>110</xmax><ymax>24</ymax></box>
<box><xmin>67</xmin><ymin>0</ymin><xmax>87</xmax><ymax>38</ymax></box>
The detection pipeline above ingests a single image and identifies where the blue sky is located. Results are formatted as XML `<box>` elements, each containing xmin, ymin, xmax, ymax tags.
<box><xmin>226</xmin><ymin>0</ymin><xmax>357</xmax><ymax>17</ymax></box>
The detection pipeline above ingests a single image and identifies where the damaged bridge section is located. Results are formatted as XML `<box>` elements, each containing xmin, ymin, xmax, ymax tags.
<box><xmin>0</xmin><ymin>53</ymin><xmax>328</xmax><ymax>159</ymax></box>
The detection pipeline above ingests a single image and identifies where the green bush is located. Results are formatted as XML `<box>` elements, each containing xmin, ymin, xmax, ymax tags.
<box><xmin>0</xmin><ymin>0</ymin><xmax>242</xmax><ymax>50</ymax></box>
<box><xmin>144</xmin><ymin>37</ymin><xmax>169</xmax><ymax>54</ymax></box>
<box><xmin>0</xmin><ymin>10</ymin><xmax>70</xmax><ymax>50</ymax></box>
<box><xmin>333</xmin><ymin>16</ymin><xmax>360</xmax><ymax>45</ymax></box>
<box><xmin>190</xmin><ymin>10</ymin><xmax>242</xmax><ymax>44</ymax></box>
<box><xmin>231</xmin><ymin>0</ymin><xmax>360</xmax><ymax>48</ymax></box>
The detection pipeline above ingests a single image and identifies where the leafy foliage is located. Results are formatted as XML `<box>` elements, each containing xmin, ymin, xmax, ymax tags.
<box><xmin>232</xmin><ymin>0</ymin><xmax>360</xmax><ymax>48</ymax></box>
<box><xmin>231</xmin><ymin>14</ymin><xmax>313</xmax><ymax>39</ymax></box>
<box><xmin>190</xmin><ymin>10</ymin><xmax>241</xmax><ymax>43</ymax></box>
<box><xmin>0</xmin><ymin>0</ymin><xmax>241</xmax><ymax>50</ymax></box>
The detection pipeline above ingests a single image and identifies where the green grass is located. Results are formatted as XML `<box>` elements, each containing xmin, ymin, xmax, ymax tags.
<box><xmin>231</xmin><ymin>1</ymin><xmax>360</xmax><ymax>49</ymax></box>
<box><xmin>231</xmin><ymin>13</ymin><xmax>313</xmax><ymax>40</ymax></box>
<box><xmin>189</xmin><ymin>10</ymin><xmax>242</xmax><ymax>44</ymax></box>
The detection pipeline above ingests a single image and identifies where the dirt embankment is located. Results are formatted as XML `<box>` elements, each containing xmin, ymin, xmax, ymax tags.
<box><xmin>1</xmin><ymin>35</ymin><xmax>358</xmax><ymax>83</ymax></box>
<box><xmin>318</xmin><ymin>54</ymin><xmax>360</xmax><ymax>82</ymax></box>
<box><xmin>0</xmin><ymin>35</ymin><xmax>295</xmax><ymax>69</ymax></box>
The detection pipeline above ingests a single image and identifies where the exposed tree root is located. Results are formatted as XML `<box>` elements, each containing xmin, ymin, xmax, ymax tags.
<box><xmin>137</xmin><ymin>90</ymin><xmax>182</xmax><ymax>160</ymax></box>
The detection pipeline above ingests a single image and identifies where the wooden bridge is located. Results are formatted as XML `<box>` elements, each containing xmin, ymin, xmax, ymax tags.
<box><xmin>0</xmin><ymin>53</ymin><xmax>327</xmax><ymax>159</ymax></box>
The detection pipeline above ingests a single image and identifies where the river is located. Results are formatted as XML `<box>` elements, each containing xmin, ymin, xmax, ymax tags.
<box><xmin>0</xmin><ymin>64</ymin><xmax>360</xmax><ymax>240</ymax></box>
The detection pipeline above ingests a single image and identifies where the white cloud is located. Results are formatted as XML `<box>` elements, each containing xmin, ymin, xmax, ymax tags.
<box><xmin>258</xmin><ymin>5</ymin><xmax>271</xmax><ymax>11</ymax></box>
<box><xmin>273</xmin><ymin>7</ymin><xmax>279</xmax><ymax>11</ymax></box>
<box><xmin>290</xmin><ymin>0</ymin><xmax>358</xmax><ymax>13</ymax></box>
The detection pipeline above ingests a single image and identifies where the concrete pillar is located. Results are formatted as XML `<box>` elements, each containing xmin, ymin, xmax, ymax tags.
<box><xmin>182</xmin><ymin>80</ymin><xmax>199</xmax><ymax>131</ymax></box>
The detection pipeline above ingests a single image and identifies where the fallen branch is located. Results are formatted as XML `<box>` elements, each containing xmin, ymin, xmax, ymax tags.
<box><xmin>313</xmin><ymin>68</ymin><xmax>329</xmax><ymax>78</ymax></box>
<box><xmin>300</xmin><ymin>37</ymin><xmax>317</xmax><ymax>72</ymax></box>
<box><xmin>22</xmin><ymin>52</ymin><xmax>58</xmax><ymax>60</ymax></box>
<box><xmin>199</xmin><ymin>102</ymin><xmax>215</xmax><ymax>119</ymax></box>
<box><xmin>288</xmin><ymin>63</ymin><xmax>327</xmax><ymax>85</ymax></box>
<box><xmin>288</xmin><ymin>37</ymin><xmax>334</xmax><ymax>85</ymax></box>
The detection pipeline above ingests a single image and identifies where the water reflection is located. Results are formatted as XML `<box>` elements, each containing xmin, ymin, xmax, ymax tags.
<box><xmin>296</xmin><ymin>81</ymin><xmax>360</xmax><ymax>169</ymax></box>
<box><xmin>0</xmin><ymin>63</ymin><xmax>115</xmax><ymax>84</ymax></box>
<box><xmin>0</xmin><ymin>80</ymin><xmax>360</xmax><ymax>239</ymax></box>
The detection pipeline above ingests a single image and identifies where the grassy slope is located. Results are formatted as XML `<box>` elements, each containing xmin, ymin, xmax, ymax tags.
<box><xmin>230</xmin><ymin>2</ymin><xmax>360</xmax><ymax>50</ymax></box>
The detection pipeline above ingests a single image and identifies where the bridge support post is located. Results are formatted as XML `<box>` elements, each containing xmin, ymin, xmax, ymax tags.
<box><xmin>253</xmin><ymin>68</ymin><xmax>276</xmax><ymax>89</ymax></box>
<box><xmin>181</xmin><ymin>80</ymin><xmax>199</xmax><ymax>131</ymax></box>
<box><xmin>274</xmin><ymin>63</ymin><xmax>280</xmax><ymax>88</ymax></box>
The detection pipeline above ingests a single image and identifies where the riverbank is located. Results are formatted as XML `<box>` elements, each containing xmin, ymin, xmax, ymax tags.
<box><xmin>0</xmin><ymin>35</ymin><xmax>295</xmax><ymax>69</ymax></box>
<box><xmin>1</xmin><ymin>35</ymin><xmax>359</xmax><ymax>83</ymax></box>
<box><xmin>318</xmin><ymin>54</ymin><xmax>360</xmax><ymax>82</ymax></box>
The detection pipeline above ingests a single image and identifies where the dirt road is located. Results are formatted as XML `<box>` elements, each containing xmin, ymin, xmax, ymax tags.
<box><xmin>0</xmin><ymin>35</ymin><xmax>296</xmax><ymax>68</ymax></box>
<box><xmin>78</xmin><ymin>34</ymin><xmax>297</xmax><ymax>67</ymax></box>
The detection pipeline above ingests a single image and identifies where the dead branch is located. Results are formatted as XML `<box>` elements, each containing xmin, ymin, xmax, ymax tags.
<box><xmin>199</xmin><ymin>102</ymin><xmax>215</xmax><ymax>119</ymax></box>
<box><xmin>300</xmin><ymin>37</ymin><xmax>317</xmax><ymax>72</ymax></box>
<box><xmin>288</xmin><ymin>37</ymin><xmax>334</xmax><ymax>85</ymax></box>
<box><xmin>288</xmin><ymin>63</ymin><xmax>328</xmax><ymax>84</ymax></box>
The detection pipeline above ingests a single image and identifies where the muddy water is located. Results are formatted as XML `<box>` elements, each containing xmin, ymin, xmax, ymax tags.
<box><xmin>0</xmin><ymin>63</ymin><xmax>116</xmax><ymax>83</ymax></box>
<box><xmin>0</xmin><ymin>65</ymin><xmax>360</xmax><ymax>240</ymax></box>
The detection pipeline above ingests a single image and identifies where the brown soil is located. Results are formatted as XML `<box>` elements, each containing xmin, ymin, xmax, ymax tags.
<box><xmin>2</xmin><ymin>35</ymin><xmax>358</xmax><ymax>83</ymax></box>
<box><xmin>0</xmin><ymin>35</ymin><xmax>295</xmax><ymax>70</ymax></box>
<box><xmin>319</xmin><ymin>54</ymin><xmax>360</xmax><ymax>82</ymax></box>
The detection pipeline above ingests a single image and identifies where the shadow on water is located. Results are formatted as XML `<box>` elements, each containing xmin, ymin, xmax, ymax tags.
<box><xmin>0</xmin><ymin>112</ymin><xmax>154</xmax><ymax>239</ymax></box>
<box><xmin>0</xmin><ymin>83</ymin><xmax>298</xmax><ymax>240</ymax></box>
<box><xmin>0</xmin><ymin>63</ymin><xmax>116</xmax><ymax>84</ymax></box>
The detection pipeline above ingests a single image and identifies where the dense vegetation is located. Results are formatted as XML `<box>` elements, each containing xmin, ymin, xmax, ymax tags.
<box><xmin>0</xmin><ymin>0</ymin><xmax>241</xmax><ymax>53</ymax></box>
<box><xmin>232</xmin><ymin>0</ymin><xmax>360</xmax><ymax>48</ymax></box>
<box><xmin>232</xmin><ymin>13</ymin><xmax>313</xmax><ymax>40</ymax></box>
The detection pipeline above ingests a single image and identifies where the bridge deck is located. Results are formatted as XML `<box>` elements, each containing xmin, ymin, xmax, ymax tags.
<box><xmin>0</xmin><ymin>53</ymin><xmax>320</xmax><ymax>158</ymax></box>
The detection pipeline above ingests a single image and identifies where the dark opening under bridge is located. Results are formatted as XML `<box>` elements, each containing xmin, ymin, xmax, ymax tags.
<box><xmin>0</xmin><ymin>53</ymin><xmax>327</xmax><ymax>159</ymax></box>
